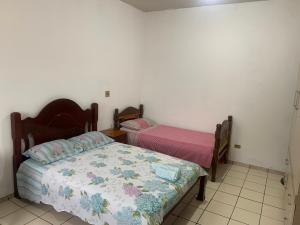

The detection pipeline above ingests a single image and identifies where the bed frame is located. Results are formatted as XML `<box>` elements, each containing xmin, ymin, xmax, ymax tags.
<box><xmin>114</xmin><ymin>104</ymin><xmax>233</xmax><ymax>182</ymax></box>
<box><xmin>11</xmin><ymin>99</ymin><xmax>206</xmax><ymax>207</ymax></box>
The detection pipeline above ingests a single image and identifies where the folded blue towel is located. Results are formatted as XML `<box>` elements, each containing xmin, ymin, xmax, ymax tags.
<box><xmin>151</xmin><ymin>163</ymin><xmax>181</xmax><ymax>182</ymax></box>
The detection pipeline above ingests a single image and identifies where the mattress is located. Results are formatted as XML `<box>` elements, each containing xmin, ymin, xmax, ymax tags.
<box><xmin>17</xmin><ymin>142</ymin><xmax>207</xmax><ymax>225</ymax></box>
<box><xmin>122</xmin><ymin>125</ymin><xmax>215</xmax><ymax>168</ymax></box>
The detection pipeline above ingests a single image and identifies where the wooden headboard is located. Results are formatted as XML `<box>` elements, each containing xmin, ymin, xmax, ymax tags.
<box><xmin>11</xmin><ymin>98</ymin><xmax>98</xmax><ymax>197</ymax></box>
<box><xmin>114</xmin><ymin>104</ymin><xmax>143</xmax><ymax>129</ymax></box>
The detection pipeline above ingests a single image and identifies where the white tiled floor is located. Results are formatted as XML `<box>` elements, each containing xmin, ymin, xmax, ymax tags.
<box><xmin>0</xmin><ymin>163</ymin><xmax>286</xmax><ymax>225</ymax></box>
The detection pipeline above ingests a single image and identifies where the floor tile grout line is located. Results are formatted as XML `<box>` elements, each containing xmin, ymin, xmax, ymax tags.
<box><xmin>237</xmin><ymin>194</ymin><xmax>264</xmax><ymax>204</ymax></box>
<box><xmin>39</xmin><ymin>217</ymin><xmax>55</xmax><ymax>225</ymax></box>
<box><xmin>221</xmin><ymin>171</ymin><xmax>266</xmax><ymax>204</ymax></box>
<box><xmin>234</xmin><ymin>197</ymin><xmax>263</xmax><ymax>214</ymax></box>
<box><xmin>264</xmin><ymin>191</ymin><xmax>286</xmax><ymax>199</ymax></box>
<box><xmin>244</xmin><ymin>179</ymin><xmax>266</xmax><ymax>186</ymax></box>
<box><xmin>203</xmin><ymin>164</ymin><xmax>233</xmax><ymax>224</ymax></box>
<box><xmin>1</xmin><ymin>200</ymin><xmax>70</xmax><ymax>225</ymax></box>
<box><xmin>266</xmin><ymin>184</ymin><xmax>286</xmax><ymax>192</ymax></box>
<box><xmin>259</xmin><ymin>205</ymin><xmax>286</xmax><ymax>223</ymax></box>
<box><xmin>228</xmin><ymin>219</ymin><xmax>248</xmax><ymax>225</ymax></box>
<box><xmin>241</xmin><ymin>170</ymin><xmax>268</xmax><ymax>224</ymax></box>
<box><xmin>9</xmin><ymin>199</ymin><xmax>28</xmax><ymax>209</ymax></box>
<box><xmin>227</xmin><ymin>164</ymin><xmax>250</xmax><ymax>225</ymax></box>
<box><xmin>197</xmin><ymin>164</ymin><xmax>233</xmax><ymax>225</ymax></box>
<box><xmin>23</xmin><ymin>206</ymin><xmax>51</xmax><ymax>218</ymax></box>
<box><xmin>37</xmin><ymin>211</ymin><xmax>71</xmax><ymax>225</ymax></box>
<box><xmin>263</xmin><ymin>202</ymin><xmax>285</xmax><ymax>210</ymax></box>
<box><xmin>0</xmin><ymin>207</ymin><xmax>27</xmax><ymax>220</ymax></box>
<box><xmin>62</xmin><ymin>215</ymin><xmax>74</xmax><ymax>225</ymax></box>
<box><xmin>1</xmin><ymin>199</ymin><xmax>56</xmax><ymax>225</ymax></box>
<box><xmin>205</xmin><ymin>207</ymin><xmax>233</xmax><ymax>220</ymax></box>
<box><xmin>31</xmin><ymin>206</ymin><xmax>55</xmax><ymax>225</ymax></box>
<box><xmin>211</xmin><ymin>194</ymin><xmax>238</xmax><ymax>207</ymax></box>
<box><xmin>195</xmin><ymin>180</ymin><xmax>219</xmax><ymax>224</ymax></box>
<box><xmin>258</xmin><ymin>169</ymin><xmax>268</xmax><ymax>225</ymax></box>
<box><xmin>223</xmin><ymin>168</ymin><xmax>285</xmax><ymax>225</ymax></box>
<box><xmin>23</xmin><ymin>217</ymin><xmax>41</xmax><ymax>225</ymax></box>
<box><xmin>222</xmin><ymin>177</ymin><xmax>244</xmax><ymax>186</ymax></box>
<box><xmin>226</xmin><ymin>175</ymin><xmax>247</xmax><ymax>182</ymax></box>
<box><xmin>173</xmin><ymin>184</ymin><xmax>208</xmax><ymax>225</ymax></box>
<box><xmin>1</xmin><ymin>203</ymin><xmax>46</xmax><ymax>225</ymax></box>
<box><xmin>242</xmin><ymin>187</ymin><xmax>265</xmax><ymax>194</ymax></box>
<box><xmin>0</xmin><ymin>198</ymin><xmax>26</xmax><ymax>218</ymax></box>
<box><xmin>227</xmin><ymin>166</ymin><xmax>251</xmax><ymax>225</ymax></box>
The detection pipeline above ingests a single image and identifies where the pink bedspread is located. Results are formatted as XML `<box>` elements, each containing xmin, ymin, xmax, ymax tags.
<box><xmin>136</xmin><ymin>125</ymin><xmax>215</xmax><ymax>168</ymax></box>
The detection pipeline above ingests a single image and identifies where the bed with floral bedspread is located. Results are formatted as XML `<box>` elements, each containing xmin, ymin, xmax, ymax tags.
<box><xmin>17</xmin><ymin>142</ymin><xmax>207</xmax><ymax>225</ymax></box>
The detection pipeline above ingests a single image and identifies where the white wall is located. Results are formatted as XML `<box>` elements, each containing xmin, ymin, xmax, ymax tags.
<box><xmin>0</xmin><ymin>0</ymin><xmax>145</xmax><ymax>198</ymax></box>
<box><xmin>1</xmin><ymin>0</ymin><xmax>299</xmax><ymax>199</ymax></box>
<box><xmin>141</xmin><ymin>0</ymin><xmax>300</xmax><ymax>171</ymax></box>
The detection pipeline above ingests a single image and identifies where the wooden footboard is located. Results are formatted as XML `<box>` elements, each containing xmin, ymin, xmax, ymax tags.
<box><xmin>211</xmin><ymin>116</ymin><xmax>233</xmax><ymax>182</ymax></box>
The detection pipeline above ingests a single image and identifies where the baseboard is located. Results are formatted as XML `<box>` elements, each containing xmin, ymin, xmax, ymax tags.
<box><xmin>229</xmin><ymin>160</ymin><xmax>285</xmax><ymax>175</ymax></box>
<box><xmin>0</xmin><ymin>193</ymin><xmax>14</xmax><ymax>203</ymax></box>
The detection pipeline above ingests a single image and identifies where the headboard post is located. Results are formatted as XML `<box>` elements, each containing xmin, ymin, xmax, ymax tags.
<box><xmin>228</xmin><ymin>116</ymin><xmax>233</xmax><ymax>149</ymax></box>
<box><xmin>114</xmin><ymin>108</ymin><xmax>119</xmax><ymax>129</ymax></box>
<box><xmin>114</xmin><ymin>104</ymin><xmax>144</xmax><ymax>129</ymax></box>
<box><xmin>213</xmin><ymin>124</ymin><xmax>222</xmax><ymax>156</ymax></box>
<box><xmin>11</xmin><ymin>112</ymin><xmax>22</xmax><ymax>198</ymax></box>
<box><xmin>211</xmin><ymin>124</ymin><xmax>222</xmax><ymax>182</ymax></box>
<box><xmin>91</xmin><ymin>103</ymin><xmax>98</xmax><ymax>131</ymax></box>
<box><xmin>139</xmin><ymin>104</ymin><xmax>144</xmax><ymax>118</ymax></box>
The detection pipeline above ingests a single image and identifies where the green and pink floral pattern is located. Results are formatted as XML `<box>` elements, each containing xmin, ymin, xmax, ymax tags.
<box><xmin>39</xmin><ymin>143</ymin><xmax>206</xmax><ymax>225</ymax></box>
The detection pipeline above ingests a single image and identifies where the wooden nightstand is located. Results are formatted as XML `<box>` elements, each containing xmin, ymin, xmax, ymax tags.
<box><xmin>101</xmin><ymin>129</ymin><xmax>127</xmax><ymax>144</ymax></box>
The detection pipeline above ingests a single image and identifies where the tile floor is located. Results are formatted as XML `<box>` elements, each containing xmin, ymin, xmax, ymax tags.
<box><xmin>0</xmin><ymin>163</ymin><xmax>286</xmax><ymax>225</ymax></box>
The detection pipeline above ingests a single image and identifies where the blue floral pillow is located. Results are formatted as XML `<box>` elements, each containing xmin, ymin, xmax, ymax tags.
<box><xmin>69</xmin><ymin>131</ymin><xmax>114</xmax><ymax>151</ymax></box>
<box><xmin>23</xmin><ymin>140</ymin><xmax>83</xmax><ymax>165</ymax></box>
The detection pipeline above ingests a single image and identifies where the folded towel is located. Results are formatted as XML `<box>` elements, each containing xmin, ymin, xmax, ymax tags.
<box><xmin>151</xmin><ymin>163</ymin><xmax>181</xmax><ymax>182</ymax></box>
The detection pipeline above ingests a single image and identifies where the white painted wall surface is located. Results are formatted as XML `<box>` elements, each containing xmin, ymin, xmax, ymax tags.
<box><xmin>0</xmin><ymin>0</ymin><xmax>299</xmax><ymax>199</ymax></box>
<box><xmin>0</xmin><ymin>0</ymin><xmax>144</xmax><ymax>198</ymax></box>
<box><xmin>141</xmin><ymin>0</ymin><xmax>300</xmax><ymax>172</ymax></box>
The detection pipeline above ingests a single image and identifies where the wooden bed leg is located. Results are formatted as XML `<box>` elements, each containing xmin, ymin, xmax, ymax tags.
<box><xmin>211</xmin><ymin>159</ymin><xmax>218</xmax><ymax>182</ymax></box>
<box><xmin>196</xmin><ymin>176</ymin><xmax>207</xmax><ymax>201</ymax></box>
<box><xmin>211</xmin><ymin>123</ymin><xmax>221</xmax><ymax>182</ymax></box>
<box><xmin>223</xmin><ymin>150</ymin><xmax>229</xmax><ymax>164</ymax></box>
<box><xmin>14</xmin><ymin>192</ymin><xmax>21</xmax><ymax>199</ymax></box>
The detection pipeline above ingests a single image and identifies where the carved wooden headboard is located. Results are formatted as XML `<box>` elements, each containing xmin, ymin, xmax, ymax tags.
<box><xmin>11</xmin><ymin>98</ymin><xmax>98</xmax><ymax>197</ymax></box>
<box><xmin>114</xmin><ymin>104</ymin><xmax>143</xmax><ymax>129</ymax></box>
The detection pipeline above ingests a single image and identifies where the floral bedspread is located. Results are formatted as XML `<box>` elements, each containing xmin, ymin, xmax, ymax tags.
<box><xmin>40</xmin><ymin>143</ymin><xmax>206</xmax><ymax>225</ymax></box>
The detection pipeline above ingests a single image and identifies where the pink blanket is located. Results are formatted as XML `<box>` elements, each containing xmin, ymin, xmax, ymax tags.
<box><xmin>136</xmin><ymin>125</ymin><xmax>215</xmax><ymax>168</ymax></box>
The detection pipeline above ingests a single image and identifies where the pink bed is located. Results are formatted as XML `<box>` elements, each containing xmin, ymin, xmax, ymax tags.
<box><xmin>114</xmin><ymin>104</ymin><xmax>232</xmax><ymax>181</ymax></box>
<box><xmin>122</xmin><ymin>125</ymin><xmax>215</xmax><ymax>168</ymax></box>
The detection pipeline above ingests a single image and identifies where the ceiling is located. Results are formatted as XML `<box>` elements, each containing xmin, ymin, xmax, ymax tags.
<box><xmin>120</xmin><ymin>0</ymin><xmax>266</xmax><ymax>12</ymax></box>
